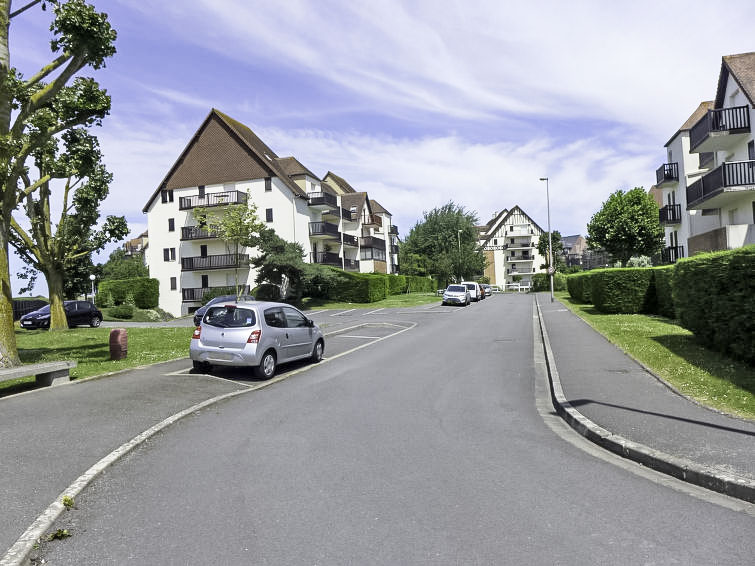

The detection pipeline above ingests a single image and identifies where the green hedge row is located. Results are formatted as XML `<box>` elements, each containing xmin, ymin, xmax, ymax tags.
<box><xmin>652</xmin><ymin>265</ymin><xmax>675</xmax><ymax>319</ymax></box>
<box><xmin>566</xmin><ymin>271</ymin><xmax>595</xmax><ymax>303</ymax></box>
<box><xmin>99</xmin><ymin>277</ymin><xmax>159</xmax><ymax>309</ymax></box>
<box><xmin>590</xmin><ymin>268</ymin><xmax>655</xmax><ymax>314</ymax></box>
<box><xmin>303</xmin><ymin>267</ymin><xmax>437</xmax><ymax>303</ymax></box>
<box><xmin>673</xmin><ymin>246</ymin><xmax>755</xmax><ymax>364</ymax></box>
<box><xmin>532</xmin><ymin>272</ymin><xmax>567</xmax><ymax>292</ymax></box>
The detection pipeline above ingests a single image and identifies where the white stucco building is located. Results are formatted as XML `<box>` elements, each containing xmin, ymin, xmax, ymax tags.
<box><xmin>142</xmin><ymin>109</ymin><xmax>398</xmax><ymax>316</ymax></box>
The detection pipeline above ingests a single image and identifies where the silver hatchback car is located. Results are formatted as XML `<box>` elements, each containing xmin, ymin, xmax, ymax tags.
<box><xmin>190</xmin><ymin>300</ymin><xmax>324</xmax><ymax>378</ymax></box>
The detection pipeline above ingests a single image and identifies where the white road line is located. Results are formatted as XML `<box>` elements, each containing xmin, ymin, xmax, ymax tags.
<box><xmin>306</xmin><ymin>310</ymin><xmax>327</xmax><ymax>316</ymax></box>
<box><xmin>336</xmin><ymin>335</ymin><xmax>382</xmax><ymax>339</ymax></box>
<box><xmin>364</xmin><ymin>308</ymin><xmax>384</xmax><ymax>315</ymax></box>
<box><xmin>330</xmin><ymin>309</ymin><xmax>356</xmax><ymax>316</ymax></box>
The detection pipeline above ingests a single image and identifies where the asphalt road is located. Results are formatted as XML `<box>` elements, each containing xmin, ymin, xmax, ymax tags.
<box><xmin>24</xmin><ymin>295</ymin><xmax>755</xmax><ymax>564</ymax></box>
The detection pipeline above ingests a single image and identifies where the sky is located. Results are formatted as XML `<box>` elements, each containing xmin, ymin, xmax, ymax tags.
<box><xmin>8</xmin><ymin>0</ymin><xmax>755</xmax><ymax>295</ymax></box>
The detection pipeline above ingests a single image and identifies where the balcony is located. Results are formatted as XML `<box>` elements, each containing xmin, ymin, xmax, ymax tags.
<box><xmin>343</xmin><ymin>258</ymin><xmax>360</xmax><ymax>271</ymax></box>
<box><xmin>180</xmin><ymin>226</ymin><xmax>218</xmax><ymax>240</ymax></box>
<box><xmin>178</xmin><ymin>190</ymin><xmax>247</xmax><ymax>210</ymax></box>
<box><xmin>686</xmin><ymin>160</ymin><xmax>755</xmax><ymax>209</ymax></box>
<box><xmin>309</xmin><ymin>221</ymin><xmax>341</xmax><ymax>240</ymax></box>
<box><xmin>389</xmin><ymin>225</ymin><xmax>399</xmax><ymax>235</ymax></box>
<box><xmin>656</xmin><ymin>162</ymin><xmax>679</xmax><ymax>186</ymax></box>
<box><xmin>688</xmin><ymin>224</ymin><xmax>755</xmax><ymax>255</ymax></box>
<box><xmin>342</xmin><ymin>233</ymin><xmax>358</xmax><ymax>247</ymax></box>
<box><xmin>181</xmin><ymin>253</ymin><xmax>249</xmax><ymax>271</ymax></box>
<box><xmin>362</xmin><ymin>214</ymin><xmax>383</xmax><ymax>227</ymax></box>
<box><xmin>504</xmin><ymin>242</ymin><xmax>534</xmax><ymax>250</ymax></box>
<box><xmin>391</xmin><ymin>244</ymin><xmax>399</xmax><ymax>255</ymax></box>
<box><xmin>659</xmin><ymin>204</ymin><xmax>682</xmax><ymax>225</ymax></box>
<box><xmin>360</xmin><ymin>235</ymin><xmax>385</xmax><ymax>249</ymax></box>
<box><xmin>182</xmin><ymin>285</ymin><xmax>251</xmax><ymax>302</ymax></box>
<box><xmin>507</xmin><ymin>254</ymin><xmax>534</xmax><ymax>262</ymax></box>
<box><xmin>660</xmin><ymin>245</ymin><xmax>684</xmax><ymax>264</ymax></box>
<box><xmin>307</xmin><ymin>191</ymin><xmax>338</xmax><ymax>211</ymax></box>
<box><xmin>689</xmin><ymin>105</ymin><xmax>751</xmax><ymax>153</ymax></box>
<box><xmin>310</xmin><ymin>251</ymin><xmax>341</xmax><ymax>266</ymax></box>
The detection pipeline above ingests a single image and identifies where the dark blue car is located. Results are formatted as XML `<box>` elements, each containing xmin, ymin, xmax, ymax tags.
<box><xmin>19</xmin><ymin>301</ymin><xmax>103</xmax><ymax>329</ymax></box>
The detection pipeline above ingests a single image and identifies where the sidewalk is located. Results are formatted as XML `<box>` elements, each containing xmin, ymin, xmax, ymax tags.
<box><xmin>536</xmin><ymin>295</ymin><xmax>755</xmax><ymax>503</ymax></box>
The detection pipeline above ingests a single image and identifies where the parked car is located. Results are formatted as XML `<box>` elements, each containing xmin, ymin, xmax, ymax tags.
<box><xmin>190</xmin><ymin>300</ymin><xmax>324</xmax><ymax>379</ymax></box>
<box><xmin>193</xmin><ymin>294</ymin><xmax>255</xmax><ymax>326</ymax></box>
<box><xmin>461</xmin><ymin>281</ymin><xmax>482</xmax><ymax>302</ymax></box>
<box><xmin>441</xmin><ymin>284</ymin><xmax>470</xmax><ymax>306</ymax></box>
<box><xmin>19</xmin><ymin>301</ymin><xmax>102</xmax><ymax>329</ymax></box>
<box><xmin>481</xmin><ymin>284</ymin><xmax>492</xmax><ymax>297</ymax></box>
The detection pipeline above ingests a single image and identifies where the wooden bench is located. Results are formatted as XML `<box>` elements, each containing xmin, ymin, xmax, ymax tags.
<box><xmin>0</xmin><ymin>361</ymin><xmax>77</xmax><ymax>387</ymax></box>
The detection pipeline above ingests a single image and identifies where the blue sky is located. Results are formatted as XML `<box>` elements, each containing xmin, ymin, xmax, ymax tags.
<box><xmin>9</xmin><ymin>0</ymin><xmax>755</xmax><ymax>295</ymax></box>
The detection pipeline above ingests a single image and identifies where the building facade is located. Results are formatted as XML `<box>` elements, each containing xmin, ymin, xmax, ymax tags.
<box><xmin>142</xmin><ymin>109</ymin><xmax>398</xmax><ymax>316</ymax></box>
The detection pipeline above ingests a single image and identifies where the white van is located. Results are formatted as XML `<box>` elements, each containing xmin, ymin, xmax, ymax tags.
<box><xmin>461</xmin><ymin>281</ymin><xmax>482</xmax><ymax>302</ymax></box>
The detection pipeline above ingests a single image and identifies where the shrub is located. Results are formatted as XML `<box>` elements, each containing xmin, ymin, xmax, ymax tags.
<box><xmin>590</xmin><ymin>268</ymin><xmax>655</xmax><ymax>314</ymax></box>
<box><xmin>109</xmin><ymin>304</ymin><xmax>134</xmax><ymax>319</ymax></box>
<box><xmin>673</xmin><ymin>245</ymin><xmax>755</xmax><ymax>364</ymax></box>
<box><xmin>98</xmin><ymin>291</ymin><xmax>114</xmax><ymax>308</ymax></box>
<box><xmin>566</xmin><ymin>271</ymin><xmax>596</xmax><ymax>303</ymax></box>
<box><xmin>254</xmin><ymin>283</ymin><xmax>281</xmax><ymax>301</ymax></box>
<box><xmin>98</xmin><ymin>278</ymin><xmax>159</xmax><ymax>309</ymax></box>
<box><xmin>532</xmin><ymin>272</ymin><xmax>567</xmax><ymax>292</ymax></box>
<box><xmin>652</xmin><ymin>265</ymin><xmax>675</xmax><ymax>319</ymax></box>
<box><xmin>388</xmin><ymin>274</ymin><xmax>407</xmax><ymax>295</ymax></box>
<box><xmin>124</xmin><ymin>292</ymin><xmax>136</xmax><ymax>307</ymax></box>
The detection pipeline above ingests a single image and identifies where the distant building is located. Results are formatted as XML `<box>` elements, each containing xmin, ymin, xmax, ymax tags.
<box><xmin>561</xmin><ymin>234</ymin><xmax>587</xmax><ymax>268</ymax></box>
<box><xmin>122</xmin><ymin>231</ymin><xmax>148</xmax><ymax>259</ymax></box>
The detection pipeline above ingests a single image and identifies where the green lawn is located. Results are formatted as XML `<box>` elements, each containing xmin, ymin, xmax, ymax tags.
<box><xmin>298</xmin><ymin>292</ymin><xmax>441</xmax><ymax>311</ymax></box>
<box><xmin>554</xmin><ymin>291</ymin><xmax>755</xmax><ymax>420</ymax></box>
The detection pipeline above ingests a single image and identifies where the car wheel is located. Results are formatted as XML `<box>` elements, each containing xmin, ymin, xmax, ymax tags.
<box><xmin>90</xmin><ymin>316</ymin><xmax>101</xmax><ymax>328</ymax></box>
<box><xmin>253</xmin><ymin>350</ymin><xmax>276</xmax><ymax>379</ymax></box>
<box><xmin>311</xmin><ymin>339</ymin><xmax>324</xmax><ymax>363</ymax></box>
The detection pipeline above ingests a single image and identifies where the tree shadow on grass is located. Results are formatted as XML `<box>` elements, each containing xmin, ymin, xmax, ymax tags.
<box><xmin>651</xmin><ymin>334</ymin><xmax>755</xmax><ymax>397</ymax></box>
<box><xmin>19</xmin><ymin>345</ymin><xmax>111</xmax><ymax>364</ymax></box>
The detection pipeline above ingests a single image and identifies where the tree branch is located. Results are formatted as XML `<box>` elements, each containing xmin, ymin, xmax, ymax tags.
<box><xmin>9</xmin><ymin>216</ymin><xmax>41</xmax><ymax>267</ymax></box>
<box><xmin>24</xmin><ymin>53</ymin><xmax>71</xmax><ymax>88</ymax></box>
<box><xmin>9</xmin><ymin>0</ymin><xmax>43</xmax><ymax>19</ymax></box>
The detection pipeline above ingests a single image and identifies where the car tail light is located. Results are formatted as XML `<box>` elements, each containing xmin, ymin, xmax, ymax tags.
<box><xmin>247</xmin><ymin>330</ymin><xmax>261</xmax><ymax>343</ymax></box>
<box><xmin>192</xmin><ymin>327</ymin><xmax>201</xmax><ymax>339</ymax></box>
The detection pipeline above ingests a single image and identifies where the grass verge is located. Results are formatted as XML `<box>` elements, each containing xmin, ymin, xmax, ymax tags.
<box><xmin>298</xmin><ymin>292</ymin><xmax>441</xmax><ymax>311</ymax></box>
<box><xmin>554</xmin><ymin>291</ymin><xmax>755</xmax><ymax>420</ymax></box>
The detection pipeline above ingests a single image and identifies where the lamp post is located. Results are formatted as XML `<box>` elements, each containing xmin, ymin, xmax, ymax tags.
<box><xmin>457</xmin><ymin>229</ymin><xmax>462</xmax><ymax>282</ymax></box>
<box><xmin>89</xmin><ymin>274</ymin><xmax>96</xmax><ymax>305</ymax></box>
<box><xmin>539</xmin><ymin>177</ymin><xmax>554</xmax><ymax>302</ymax></box>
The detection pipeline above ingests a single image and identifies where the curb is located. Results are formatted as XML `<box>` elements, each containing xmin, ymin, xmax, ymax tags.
<box><xmin>534</xmin><ymin>296</ymin><xmax>755</xmax><ymax>504</ymax></box>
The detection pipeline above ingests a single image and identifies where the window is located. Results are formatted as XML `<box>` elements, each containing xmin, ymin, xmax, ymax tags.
<box><xmin>283</xmin><ymin>307</ymin><xmax>308</xmax><ymax>328</ymax></box>
<box><xmin>161</xmin><ymin>189</ymin><xmax>174</xmax><ymax>203</ymax></box>
<box><xmin>264</xmin><ymin>307</ymin><xmax>285</xmax><ymax>328</ymax></box>
<box><xmin>168</xmin><ymin>218</ymin><xmax>175</xmax><ymax>232</ymax></box>
<box><xmin>200</xmin><ymin>245</ymin><xmax>208</xmax><ymax>258</ymax></box>
<box><xmin>266</xmin><ymin>208</ymin><xmax>273</xmax><ymax>222</ymax></box>
<box><xmin>748</xmin><ymin>141</ymin><xmax>755</xmax><ymax>161</ymax></box>
<box><xmin>198</xmin><ymin>185</ymin><xmax>205</xmax><ymax>198</ymax></box>
<box><xmin>201</xmin><ymin>275</ymin><xmax>209</xmax><ymax>288</ymax></box>
<box><xmin>163</xmin><ymin>248</ymin><xmax>170</xmax><ymax>261</ymax></box>
<box><xmin>265</xmin><ymin>177</ymin><xmax>272</xmax><ymax>192</ymax></box>
<box><xmin>170</xmin><ymin>277</ymin><xmax>177</xmax><ymax>290</ymax></box>
<box><xmin>170</xmin><ymin>248</ymin><xmax>176</xmax><ymax>261</ymax></box>
<box><xmin>493</xmin><ymin>239</ymin><xmax>497</xmax><ymax>246</ymax></box>
<box><xmin>360</xmin><ymin>247</ymin><xmax>386</xmax><ymax>261</ymax></box>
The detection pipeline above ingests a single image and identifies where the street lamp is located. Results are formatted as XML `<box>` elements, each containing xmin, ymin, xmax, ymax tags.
<box><xmin>457</xmin><ymin>229</ymin><xmax>463</xmax><ymax>282</ymax></box>
<box><xmin>89</xmin><ymin>274</ymin><xmax>96</xmax><ymax>305</ymax></box>
<box><xmin>539</xmin><ymin>177</ymin><xmax>554</xmax><ymax>303</ymax></box>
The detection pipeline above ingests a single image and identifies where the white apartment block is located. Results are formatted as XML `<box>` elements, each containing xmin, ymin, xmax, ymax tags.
<box><xmin>656</xmin><ymin>52</ymin><xmax>755</xmax><ymax>262</ymax></box>
<box><xmin>142</xmin><ymin>109</ymin><xmax>398</xmax><ymax>316</ymax></box>
<box><xmin>477</xmin><ymin>206</ymin><xmax>547</xmax><ymax>288</ymax></box>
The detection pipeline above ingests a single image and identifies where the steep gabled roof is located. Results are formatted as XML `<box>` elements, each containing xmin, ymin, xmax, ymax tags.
<box><xmin>320</xmin><ymin>181</ymin><xmax>339</xmax><ymax>196</ymax></box>
<box><xmin>716</xmin><ymin>52</ymin><xmax>755</xmax><ymax>108</ymax></box>
<box><xmin>324</xmin><ymin>171</ymin><xmax>357</xmax><ymax>193</ymax></box>
<box><xmin>369</xmin><ymin>199</ymin><xmax>391</xmax><ymax>217</ymax></box>
<box><xmin>664</xmin><ymin>101</ymin><xmax>714</xmax><ymax>147</ymax></box>
<box><xmin>479</xmin><ymin>205</ymin><xmax>544</xmax><ymax>246</ymax></box>
<box><xmin>276</xmin><ymin>156</ymin><xmax>319</xmax><ymax>180</ymax></box>
<box><xmin>477</xmin><ymin>209</ymin><xmax>509</xmax><ymax>244</ymax></box>
<box><xmin>142</xmin><ymin>108</ymin><xmax>305</xmax><ymax>212</ymax></box>
<box><xmin>340</xmin><ymin>192</ymin><xmax>370</xmax><ymax>216</ymax></box>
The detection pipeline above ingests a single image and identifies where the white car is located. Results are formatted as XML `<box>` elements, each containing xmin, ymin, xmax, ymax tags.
<box><xmin>441</xmin><ymin>284</ymin><xmax>470</xmax><ymax>306</ymax></box>
<box><xmin>461</xmin><ymin>281</ymin><xmax>482</xmax><ymax>302</ymax></box>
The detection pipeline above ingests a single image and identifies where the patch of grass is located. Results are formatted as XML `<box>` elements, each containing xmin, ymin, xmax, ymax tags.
<box><xmin>298</xmin><ymin>292</ymin><xmax>441</xmax><ymax>311</ymax></box>
<box><xmin>554</xmin><ymin>291</ymin><xmax>755</xmax><ymax>420</ymax></box>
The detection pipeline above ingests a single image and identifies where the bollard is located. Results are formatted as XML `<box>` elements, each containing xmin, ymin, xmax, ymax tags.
<box><xmin>109</xmin><ymin>328</ymin><xmax>128</xmax><ymax>360</ymax></box>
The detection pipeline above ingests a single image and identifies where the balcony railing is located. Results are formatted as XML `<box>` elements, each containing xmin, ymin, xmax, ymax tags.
<box><xmin>686</xmin><ymin>160</ymin><xmax>755</xmax><ymax>208</ymax></box>
<box><xmin>307</xmin><ymin>191</ymin><xmax>338</xmax><ymax>209</ymax></box>
<box><xmin>360</xmin><ymin>235</ymin><xmax>386</xmax><ymax>249</ymax></box>
<box><xmin>309</xmin><ymin>221</ymin><xmax>341</xmax><ymax>239</ymax></box>
<box><xmin>661</xmin><ymin>245</ymin><xmax>684</xmax><ymax>264</ymax></box>
<box><xmin>507</xmin><ymin>255</ymin><xmax>533</xmax><ymax>262</ymax></box>
<box><xmin>181</xmin><ymin>253</ymin><xmax>249</xmax><ymax>271</ymax></box>
<box><xmin>180</xmin><ymin>226</ymin><xmax>218</xmax><ymax>240</ymax></box>
<box><xmin>310</xmin><ymin>251</ymin><xmax>341</xmax><ymax>266</ymax></box>
<box><xmin>362</xmin><ymin>214</ymin><xmax>383</xmax><ymax>227</ymax></box>
<box><xmin>656</xmin><ymin>162</ymin><xmax>679</xmax><ymax>186</ymax></box>
<box><xmin>178</xmin><ymin>190</ymin><xmax>247</xmax><ymax>210</ymax></box>
<box><xmin>390</xmin><ymin>244</ymin><xmax>399</xmax><ymax>255</ymax></box>
<box><xmin>659</xmin><ymin>204</ymin><xmax>682</xmax><ymax>225</ymax></box>
<box><xmin>504</xmin><ymin>242</ymin><xmax>534</xmax><ymax>249</ymax></box>
<box><xmin>343</xmin><ymin>258</ymin><xmax>360</xmax><ymax>271</ymax></box>
<box><xmin>389</xmin><ymin>225</ymin><xmax>399</xmax><ymax>235</ymax></box>
<box><xmin>182</xmin><ymin>285</ymin><xmax>251</xmax><ymax>302</ymax></box>
<box><xmin>689</xmin><ymin>105</ymin><xmax>750</xmax><ymax>151</ymax></box>
<box><xmin>342</xmin><ymin>233</ymin><xmax>358</xmax><ymax>247</ymax></box>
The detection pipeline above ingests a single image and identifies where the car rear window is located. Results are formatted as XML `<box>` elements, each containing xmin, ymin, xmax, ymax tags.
<box><xmin>446</xmin><ymin>285</ymin><xmax>465</xmax><ymax>292</ymax></box>
<box><xmin>204</xmin><ymin>306</ymin><xmax>256</xmax><ymax>328</ymax></box>
<box><xmin>464</xmin><ymin>284</ymin><xmax>475</xmax><ymax>290</ymax></box>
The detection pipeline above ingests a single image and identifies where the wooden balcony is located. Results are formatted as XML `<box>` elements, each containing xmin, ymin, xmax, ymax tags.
<box><xmin>182</xmin><ymin>285</ymin><xmax>250</xmax><ymax>302</ymax></box>
<box><xmin>362</xmin><ymin>214</ymin><xmax>383</xmax><ymax>227</ymax></box>
<box><xmin>686</xmin><ymin>160</ymin><xmax>755</xmax><ymax>209</ymax></box>
<box><xmin>655</xmin><ymin>162</ymin><xmax>679</xmax><ymax>186</ymax></box>
<box><xmin>310</xmin><ymin>251</ymin><xmax>341</xmax><ymax>266</ymax></box>
<box><xmin>689</xmin><ymin>105</ymin><xmax>750</xmax><ymax>153</ymax></box>
<box><xmin>180</xmin><ymin>226</ymin><xmax>218</xmax><ymax>240</ymax></box>
<box><xmin>178</xmin><ymin>190</ymin><xmax>247</xmax><ymax>210</ymax></box>
<box><xmin>659</xmin><ymin>204</ymin><xmax>682</xmax><ymax>225</ymax></box>
<box><xmin>181</xmin><ymin>253</ymin><xmax>249</xmax><ymax>271</ymax></box>
<box><xmin>307</xmin><ymin>191</ymin><xmax>338</xmax><ymax>211</ymax></box>
<box><xmin>309</xmin><ymin>221</ymin><xmax>341</xmax><ymax>240</ymax></box>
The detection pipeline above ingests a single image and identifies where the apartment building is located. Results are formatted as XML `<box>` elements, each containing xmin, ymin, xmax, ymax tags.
<box><xmin>142</xmin><ymin>109</ymin><xmax>398</xmax><ymax>316</ymax></box>
<box><xmin>477</xmin><ymin>206</ymin><xmax>547</xmax><ymax>288</ymax></box>
<box><xmin>655</xmin><ymin>52</ymin><xmax>755</xmax><ymax>262</ymax></box>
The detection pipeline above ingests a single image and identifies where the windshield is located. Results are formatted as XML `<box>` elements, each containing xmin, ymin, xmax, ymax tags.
<box><xmin>32</xmin><ymin>305</ymin><xmax>51</xmax><ymax>315</ymax></box>
<box><xmin>464</xmin><ymin>284</ymin><xmax>475</xmax><ymax>290</ymax></box>
<box><xmin>204</xmin><ymin>306</ymin><xmax>256</xmax><ymax>328</ymax></box>
<box><xmin>446</xmin><ymin>285</ymin><xmax>466</xmax><ymax>293</ymax></box>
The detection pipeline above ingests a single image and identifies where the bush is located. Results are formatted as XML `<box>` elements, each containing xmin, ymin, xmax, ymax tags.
<box><xmin>254</xmin><ymin>283</ymin><xmax>281</xmax><ymax>301</ymax></box>
<box><xmin>590</xmin><ymin>268</ymin><xmax>655</xmax><ymax>314</ymax></box>
<box><xmin>109</xmin><ymin>304</ymin><xmax>134</xmax><ymax>319</ymax></box>
<box><xmin>99</xmin><ymin>278</ymin><xmax>159</xmax><ymax>309</ymax></box>
<box><xmin>673</xmin><ymin>245</ymin><xmax>755</xmax><ymax>364</ymax></box>
<box><xmin>532</xmin><ymin>272</ymin><xmax>567</xmax><ymax>292</ymax></box>
<box><xmin>652</xmin><ymin>265</ymin><xmax>675</xmax><ymax>319</ymax></box>
<box><xmin>388</xmin><ymin>274</ymin><xmax>407</xmax><ymax>295</ymax></box>
<box><xmin>566</xmin><ymin>271</ymin><xmax>596</xmax><ymax>303</ymax></box>
<box><xmin>124</xmin><ymin>292</ymin><xmax>136</xmax><ymax>307</ymax></box>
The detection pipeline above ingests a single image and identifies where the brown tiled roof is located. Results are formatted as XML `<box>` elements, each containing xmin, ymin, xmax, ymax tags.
<box><xmin>340</xmin><ymin>192</ymin><xmax>368</xmax><ymax>216</ymax></box>
<box><xmin>718</xmin><ymin>52</ymin><xmax>755</xmax><ymax>107</ymax></box>
<box><xmin>320</xmin><ymin>181</ymin><xmax>339</xmax><ymax>196</ymax></box>
<box><xmin>369</xmin><ymin>199</ymin><xmax>391</xmax><ymax>216</ymax></box>
<box><xmin>276</xmin><ymin>156</ymin><xmax>319</xmax><ymax>180</ymax></box>
<box><xmin>665</xmin><ymin>101</ymin><xmax>713</xmax><ymax>147</ymax></box>
<box><xmin>324</xmin><ymin>171</ymin><xmax>357</xmax><ymax>193</ymax></box>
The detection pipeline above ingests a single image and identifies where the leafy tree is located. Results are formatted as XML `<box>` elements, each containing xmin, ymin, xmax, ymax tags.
<box><xmin>250</xmin><ymin>227</ymin><xmax>307</xmax><ymax>299</ymax></box>
<box><xmin>100</xmin><ymin>247</ymin><xmax>148</xmax><ymax>280</ymax></box>
<box><xmin>400</xmin><ymin>202</ymin><xmax>485</xmax><ymax>286</ymax></box>
<box><xmin>536</xmin><ymin>230</ymin><xmax>565</xmax><ymax>272</ymax></box>
<box><xmin>586</xmin><ymin>188</ymin><xmax>664</xmax><ymax>266</ymax></box>
<box><xmin>0</xmin><ymin>0</ymin><xmax>116</xmax><ymax>365</ymax></box>
<box><xmin>10</xmin><ymin>129</ymin><xmax>127</xmax><ymax>329</ymax></box>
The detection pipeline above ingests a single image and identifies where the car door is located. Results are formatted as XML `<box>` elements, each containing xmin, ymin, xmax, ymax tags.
<box><xmin>263</xmin><ymin>307</ymin><xmax>291</xmax><ymax>361</ymax></box>
<box><xmin>282</xmin><ymin>306</ymin><xmax>313</xmax><ymax>359</ymax></box>
<box><xmin>63</xmin><ymin>302</ymin><xmax>78</xmax><ymax>326</ymax></box>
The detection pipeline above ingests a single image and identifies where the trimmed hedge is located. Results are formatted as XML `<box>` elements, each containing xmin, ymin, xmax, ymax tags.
<box><xmin>99</xmin><ymin>277</ymin><xmax>159</xmax><ymax>309</ymax></box>
<box><xmin>673</xmin><ymin>245</ymin><xmax>755</xmax><ymax>364</ymax></box>
<box><xmin>301</xmin><ymin>267</ymin><xmax>437</xmax><ymax>303</ymax></box>
<box><xmin>566</xmin><ymin>271</ymin><xmax>596</xmax><ymax>303</ymax></box>
<box><xmin>652</xmin><ymin>265</ymin><xmax>675</xmax><ymax>319</ymax></box>
<box><xmin>590</xmin><ymin>268</ymin><xmax>655</xmax><ymax>314</ymax></box>
<box><xmin>532</xmin><ymin>272</ymin><xmax>566</xmax><ymax>292</ymax></box>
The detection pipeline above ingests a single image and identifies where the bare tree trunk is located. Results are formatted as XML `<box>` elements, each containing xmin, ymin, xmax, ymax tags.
<box><xmin>45</xmin><ymin>268</ymin><xmax>67</xmax><ymax>330</ymax></box>
<box><xmin>0</xmin><ymin>219</ymin><xmax>20</xmax><ymax>367</ymax></box>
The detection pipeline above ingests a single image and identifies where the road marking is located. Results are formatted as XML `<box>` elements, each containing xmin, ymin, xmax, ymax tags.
<box><xmin>364</xmin><ymin>308</ymin><xmax>384</xmax><ymax>315</ymax></box>
<box><xmin>336</xmin><ymin>335</ymin><xmax>382</xmax><ymax>339</ymax></box>
<box><xmin>330</xmin><ymin>309</ymin><xmax>356</xmax><ymax>316</ymax></box>
<box><xmin>306</xmin><ymin>310</ymin><xmax>327</xmax><ymax>316</ymax></box>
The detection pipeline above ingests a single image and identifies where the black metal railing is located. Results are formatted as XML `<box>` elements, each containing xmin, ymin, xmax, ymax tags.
<box><xmin>308</xmin><ymin>221</ymin><xmax>341</xmax><ymax>238</ymax></box>
<box><xmin>390</xmin><ymin>245</ymin><xmax>399</xmax><ymax>255</ymax></box>
<box><xmin>686</xmin><ymin>160</ymin><xmax>755</xmax><ymax>207</ymax></box>
<box><xmin>180</xmin><ymin>226</ymin><xmax>218</xmax><ymax>240</ymax></box>
<box><xmin>181</xmin><ymin>253</ymin><xmax>249</xmax><ymax>271</ymax></box>
<box><xmin>656</xmin><ymin>162</ymin><xmax>679</xmax><ymax>185</ymax></box>
<box><xmin>689</xmin><ymin>105</ymin><xmax>750</xmax><ymax>151</ymax></box>
<box><xmin>343</xmin><ymin>259</ymin><xmax>360</xmax><ymax>271</ymax></box>
<box><xmin>310</xmin><ymin>251</ymin><xmax>341</xmax><ymax>266</ymax></box>
<box><xmin>389</xmin><ymin>225</ymin><xmax>399</xmax><ymax>235</ymax></box>
<box><xmin>360</xmin><ymin>235</ymin><xmax>385</xmax><ymax>249</ymax></box>
<box><xmin>307</xmin><ymin>191</ymin><xmax>338</xmax><ymax>208</ymax></box>
<box><xmin>182</xmin><ymin>285</ymin><xmax>251</xmax><ymax>302</ymax></box>
<box><xmin>661</xmin><ymin>245</ymin><xmax>684</xmax><ymax>264</ymax></box>
<box><xmin>342</xmin><ymin>233</ymin><xmax>358</xmax><ymax>246</ymax></box>
<box><xmin>659</xmin><ymin>204</ymin><xmax>682</xmax><ymax>224</ymax></box>
<box><xmin>178</xmin><ymin>190</ymin><xmax>247</xmax><ymax>210</ymax></box>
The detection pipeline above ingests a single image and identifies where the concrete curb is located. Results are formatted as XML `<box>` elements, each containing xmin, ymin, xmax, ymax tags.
<box><xmin>534</xmin><ymin>296</ymin><xmax>755</xmax><ymax>504</ymax></box>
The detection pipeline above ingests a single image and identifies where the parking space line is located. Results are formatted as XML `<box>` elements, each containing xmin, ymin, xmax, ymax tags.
<box><xmin>364</xmin><ymin>308</ymin><xmax>384</xmax><ymax>315</ymax></box>
<box><xmin>336</xmin><ymin>335</ymin><xmax>383</xmax><ymax>339</ymax></box>
<box><xmin>330</xmin><ymin>309</ymin><xmax>356</xmax><ymax>316</ymax></box>
<box><xmin>306</xmin><ymin>310</ymin><xmax>327</xmax><ymax>316</ymax></box>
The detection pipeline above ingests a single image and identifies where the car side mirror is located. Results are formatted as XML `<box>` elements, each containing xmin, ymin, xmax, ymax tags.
<box><xmin>305</xmin><ymin>318</ymin><xmax>314</xmax><ymax>327</ymax></box>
